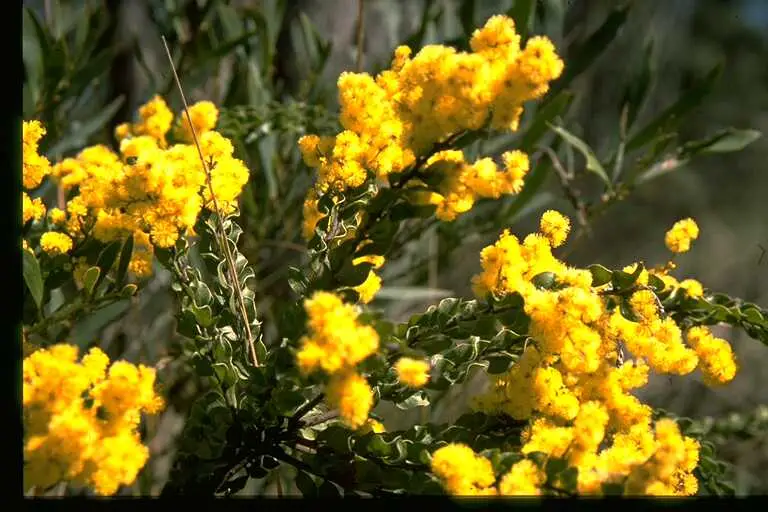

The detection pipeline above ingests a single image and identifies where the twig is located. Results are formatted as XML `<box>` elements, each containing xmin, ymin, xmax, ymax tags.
<box><xmin>161</xmin><ymin>36</ymin><xmax>260</xmax><ymax>368</ymax></box>
<box><xmin>355</xmin><ymin>0</ymin><xmax>366</xmax><ymax>72</ymax></box>
<box><xmin>287</xmin><ymin>393</ymin><xmax>325</xmax><ymax>431</ymax></box>
<box><xmin>301</xmin><ymin>410</ymin><xmax>339</xmax><ymax>428</ymax></box>
<box><xmin>540</xmin><ymin>146</ymin><xmax>590</xmax><ymax>237</ymax></box>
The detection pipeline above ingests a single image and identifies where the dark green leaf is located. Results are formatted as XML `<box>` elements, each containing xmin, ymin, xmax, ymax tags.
<box><xmin>506</xmin><ymin>0</ymin><xmax>536</xmax><ymax>41</ymax></box>
<box><xmin>113</xmin><ymin>235</ymin><xmax>134</xmax><ymax>291</ymax></box>
<box><xmin>532</xmin><ymin>272</ymin><xmax>557</xmax><ymax>290</ymax></box>
<box><xmin>588</xmin><ymin>264</ymin><xmax>613</xmax><ymax>287</ymax></box>
<box><xmin>612</xmin><ymin>263</ymin><xmax>644</xmax><ymax>290</ymax></box>
<box><xmin>48</xmin><ymin>96</ymin><xmax>126</xmax><ymax>156</ymax></box>
<box><xmin>458</xmin><ymin>0</ymin><xmax>476</xmax><ymax>38</ymax></box>
<box><xmin>622</xmin><ymin>38</ymin><xmax>655</xmax><ymax>128</ymax></box>
<box><xmin>552</xmin><ymin>3</ymin><xmax>630</xmax><ymax>96</ymax></box>
<box><xmin>295</xmin><ymin>471</ymin><xmax>317</xmax><ymax>497</ymax></box>
<box><xmin>627</xmin><ymin>63</ymin><xmax>722</xmax><ymax>152</ymax></box>
<box><xmin>221</xmin><ymin>475</ymin><xmax>249</xmax><ymax>495</ymax></box>
<box><xmin>23</xmin><ymin>250</ymin><xmax>44</xmax><ymax>309</ymax></box>
<box><xmin>318</xmin><ymin>479</ymin><xmax>341</xmax><ymax>496</ymax></box>
<box><xmin>486</xmin><ymin>354</ymin><xmax>515</xmax><ymax>375</ymax></box>
<box><xmin>336</xmin><ymin>260</ymin><xmax>374</xmax><ymax>287</ymax></box>
<box><xmin>94</xmin><ymin>240</ymin><xmax>122</xmax><ymax>286</ymax></box>
<box><xmin>318</xmin><ymin>425</ymin><xmax>352</xmax><ymax>454</ymax></box>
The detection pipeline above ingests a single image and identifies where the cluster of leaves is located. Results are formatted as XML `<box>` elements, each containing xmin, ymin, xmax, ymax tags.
<box><xmin>23</xmin><ymin>234</ymin><xmax>137</xmax><ymax>350</ymax></box>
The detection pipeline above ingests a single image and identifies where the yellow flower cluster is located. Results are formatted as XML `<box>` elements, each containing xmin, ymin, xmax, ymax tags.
<box><xmin>40</xmin><ymin>231</ymin><xmax>74</xmax><ymax>256</ymax></box>
<box><xmin>296</xmin><ymin>291</ymin><xmax>380</xmax><ymax>429</ymax></box>
<box><xmin>430</xmin><ymin>443</ymin><xmax>497</xmax><ymax>495</ymax></box>
<box><xmin>22</xmin><ymin>121</ymin><xmax>51</xmax><ymax>225</ymax></box>
<box><xmin>298</xmin><ymin>14</ymin><xmax>562</xmax><ymax>233</ymax></box>
<box><xmin>461</xmin><ymin>210</ymin><xmax>736</xmax><ymax>495</ymax></box>
<box><xmin>664</xmin><ymin>218</ymin><xmax>699</xmax><ymax>254</ymax></box>
<box><xmin>24</xmin><ymin>96</ymin><xmax>248</xmax><ymax>279</ymax></box>
<box><xmin>23</xmin><ymin>344</ymin><xmax>163</xmax><ymax>495</ymax></box>
<box><xmin>23</xmin><ymin>120</ymin><xmax>52</xmax><ymax>190</ymax></box>
<box><xmin>409</xmin><ymin>148</ymin><xmax>530</xmax><ymax>221</ymax></box>
<box><xmin>394</xmin><ymin>357</ymin><xmax>431</xmax><ymax>388</ymax></box>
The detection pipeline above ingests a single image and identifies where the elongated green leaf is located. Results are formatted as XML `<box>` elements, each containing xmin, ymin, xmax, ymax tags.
<box><xmin>48</xmin><ymin>96</ymin><xmax>125</xmax><ymax>156</ymax></box>
<box><xmin>627</xmin><ymin>63</ymin><xmax>723</xmax><ymax>152</ymax></box>
<box><xmin>112</xmin><ymin>234</ymin><xmax>134</xmax><ymax>291</ymax></box>
<box><xmin>506</xmin><ymin>0</ymin><xmax>536</xmax><ymax>41</ymax></box>
<box><xmin>23</xmin><ymin>250</ymin><xmax>44</xmax><ymax>309</ymax></box>
<box><xmin>622</xmin><ymin>38</ymin><xmax>655</xmax><ymax>128</ymax></box>
<box><xmin>459</xmin><ymin>0</ymin><xmax>477</xmax><ymax>38</ymax></box>
<box><xmin>94</xmin><ymin>240</ymin><xmax>122</xmax><ymax>293</ymax></box>
<box><xmin>551</xmin><ymin>3</ymin><xmax>631</xmax><ymax>96</ymax></box>
<box><xmin>520</xmin><ymin>91</ymin><xmax>574</xmax><ymax>152</ymax></box>
<box><xmin>549</xmin><ymin>124</ymin><xmax>612</xmax><ymax>188</ymax></box>
<box><xmin>680</xmin><ymin>128</ymin><xmax>762</xmax><ymax>158</ymax></box>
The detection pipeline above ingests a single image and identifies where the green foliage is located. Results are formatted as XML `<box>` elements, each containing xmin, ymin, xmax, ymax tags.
<box><xmin>22</xmin><ymin>0</ymin><xmax>767</xmax><ymax>499</ymax></box>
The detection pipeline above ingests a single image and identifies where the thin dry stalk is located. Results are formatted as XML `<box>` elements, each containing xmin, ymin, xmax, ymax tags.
<box><xmin>161</xmin><ymin>36</ymin><xmax>259</xmax><ymax>367</ymax></box>
<box><xmin>355</xmin><ymin>0</ymin><xmax>366</xmax><ymax>71</ymax></box>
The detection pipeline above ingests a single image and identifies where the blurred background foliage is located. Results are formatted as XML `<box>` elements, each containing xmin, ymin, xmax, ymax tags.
<box><xmin>22</xmin><ymin>0</ymin><xmax>767</xmax><ymax>495</ymax></box>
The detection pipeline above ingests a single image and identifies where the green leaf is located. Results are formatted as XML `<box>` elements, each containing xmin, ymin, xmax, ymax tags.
<box><xmin>627</xmin><ymin>63</ymin><xmax>722</xmax><ymax>152</ymax></box>
<box><xmin>549</xmin><ymin>124</ymin><xmax>612</xmax><ymax>189</ymax></box>
<box><xmin>551</xmin><ymin>3</ymin><xmax>631</xmax><ymax>96</ymax></box>
<box><xmin>83</xmin><ymin>266</ymin><xmax>101</xmax><ymax>297</ymax></box>
<box><xmin>121</xmin><ymin>284</ymin><xmax>138</xmax><ymax>297</ymax></box>
<box><xmin>486</xmin><ymin>354</ymin><xmax>516</xmax><ymax>375</ymax></box>
<box><xmin>336</xmin><ymin>260</ymin><xmax>374</xmax><ymax>287</ymax></box>
<box><xmin>112</xmin><ymin>234</ymin><xmax>134</xmax><ymax>291</ymax></box>
<box><xmin>532</xmin><ymin>272</ymin><xmax>557</xmax><ymax>290</ymax></box>
<box><xmin>94</xmin><ymin>240</ymin><xmax>122</xmax><ymax>289</ymax></box>
<box><xmin>588</xmin><ymin>264</ymin><xmax>613</xmax><ymax>287</ymax></box>
<box><xmin>458</xmin><ymin>0</ymin><xmax>476</xmax><ymax>38</ymax></box>
<box><xmin>48</xmin><ymin>96</ymin><xmax>126</xmax><ymax>157</ymax></box>
<box><xmin>318</xmin><ymin>425</ymin><xmax>352</xmax><ymax>454</ymax></box>
<box><xmin>189</xmin><ymin>304</ymin><xmax>215</xmax><ymax>328</ymax></box>
<box><xmin>272</xmin><ymin>389</ymin><xmax>306</xmax><ymax>416</ymax></box>
<box><xmin>507</xmin><ymin>0</ymin><xmax>536</xmax><ymax>41</ymax></box>
<box><xmin>23</xmin><ymin>250</ymin><xmax>44</xmax><ymax>309</ymax></box>
<box><xmin>679</xmin><ymin>128</ymin><xmax>762</xmax><ymax>158</ymax></box>
<box><xmin>622</xmin><ymin>38</ymin><xmax>655</xmax><ymax>128</ymax></box>
<box><xmin>520</xmin><ymin>91</ymin><xmax>574</xmax><ymax>152</ymax></box>
<box><xmin>318</xmin><ymin>480</ymin><xmax>341</xmax><ymax>496</ymax></box>
<box><xmin>395</xmin><ymin>391</ymin><xmax>430</xmax><ymax>410</ymax></box>
<box><xmin>612</xmin><ymin>263</ymin><xmax>644</xmax><ymax>291</ymax></box>
<box><xmin>295</xmin><ymin>471</ymin><xmax>317</xmax><ymax>497</ymax></box>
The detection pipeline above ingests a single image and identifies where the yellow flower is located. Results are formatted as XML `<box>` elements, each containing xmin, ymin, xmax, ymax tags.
<box><xmin>498</xmin><ymin>459</ymin><xmax>545</xmax><ymax>496</ymax></box>
<box><xmin>48</xmin><ymin>208</ymin><xmax>67</xmax><ymax>226</ymax></box>
<box><xmin>23</xmin><ymin>343</ymin><xmax>163</xmax><ymax>496</ymax></box>
<box><xmin>23</xmin><ymin>192</ymin><xmax>47</xmax><ymax>224</ymax></box>
<box><xmin>431</xmin><ymin>443</ymin><xmax>497</xmax><ymax>496</ymax></box>
<box><xmin>326</xmin><ymin>372</ymin><xmax>373</xmax><ymax>430</ymax></box>
<box><xmin>394</xmin><ymin>357</ymin><xmax>430</xmax><ymax>388</ymax></box>
<box><xmin>679</xmin><ymin>279</ymin><xmax>704</xmax><ymax>298</ymax></box>
<box><xmin>539</xmin><ymin>209</ymin><xmax>571</xmax><ymax>248</ymax></box>
<box><xmin>358</xmin><ymin>418</ymin><xmax>386</xmax><ymax>435</ymax></box>
<box><xmin>40</xmin><ymin>232</ymin><xmax>74</xmax><ymax>256</ymax></box>
<box><xmin>665</xmin><ymin>218</ymin><xmax>699</xmax><ymax>254</ymax></box>
<box><xmin>23</xmin><ymin>120</ymin><xmax>52</xmax><ymax>190</ymax></box>
<box><xmin>296</xmin><ymin>291</ymin><xmax>379</xmax><ymax>376</ymax></box>
<box><xmin>178</xmin><ymin>100</ymin><xmax>218</xmax><ymax>141</ymax></box>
